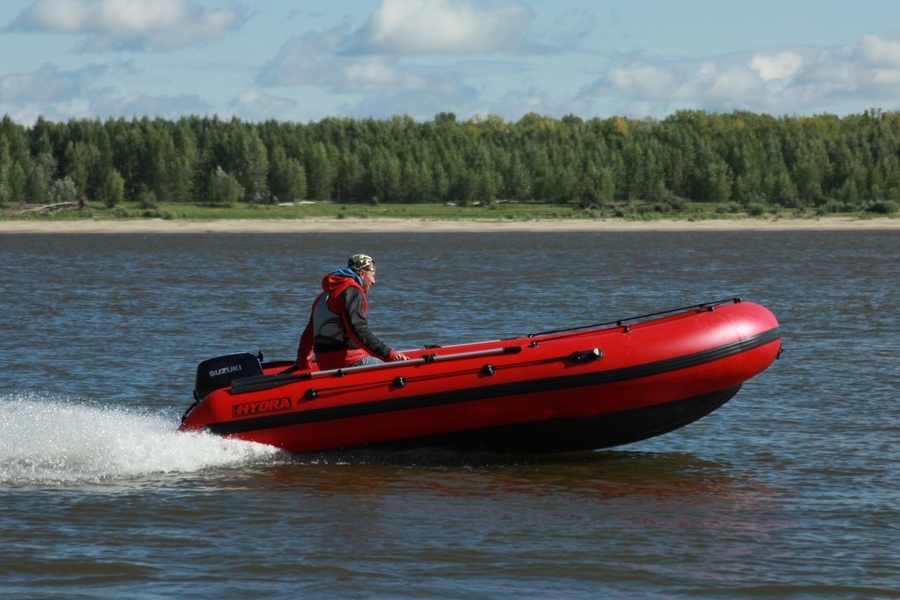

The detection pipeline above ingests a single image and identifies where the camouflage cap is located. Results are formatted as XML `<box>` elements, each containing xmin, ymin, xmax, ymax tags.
<box><xmin>348</xmin><ymin>253</ymin><xmax>375</xmax><ymax>271</ymax></box>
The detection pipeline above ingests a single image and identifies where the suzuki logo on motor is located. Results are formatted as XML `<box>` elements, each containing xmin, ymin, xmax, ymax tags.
<box><xmin>233</xmin><ymin>397</ymin><xmax>292</xmax><ymax>417</ymax></box>
<box><xmin>210</xmin><ymin>364</ymin><xmax>242</xmax><ymax>377</ymax></box>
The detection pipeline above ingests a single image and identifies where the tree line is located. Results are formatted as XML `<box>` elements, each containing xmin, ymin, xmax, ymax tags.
<box><xmin>2</xmin><ymin>109</ymin><xmax>900</xmax><ymax>214</ymax></box>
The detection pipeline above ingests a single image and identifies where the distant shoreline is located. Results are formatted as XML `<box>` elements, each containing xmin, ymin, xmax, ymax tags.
<box><xmin>1</xmin><ymin>216</ymin><xmax>899</xmax><ymax>234</ymax></box>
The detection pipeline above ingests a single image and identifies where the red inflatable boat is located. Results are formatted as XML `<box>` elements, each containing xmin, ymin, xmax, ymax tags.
<box><xmin>179</xmin><ymin>298</ymin><xmax>781</xmax><ymax>454</ymax></box>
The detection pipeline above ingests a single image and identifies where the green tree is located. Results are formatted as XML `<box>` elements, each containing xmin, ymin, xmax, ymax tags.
<box><xmin>305</xmin><ymin>142</ymin><xmax>335</xmax><ymax>201</ymax></box>
<box><xmin>365</xmin><ymin>148</ymin><xmax>401</xmax><ymax>202</ymax></box>
<box><xmin>228</xmin><ymin>123</ymin><xmax>269</xmax><ymax>202</ymax></box>
<box><xmin>335</xmin><ymin>149</ymin><xmax>365</xmax><ymax>202</ymax></box>
<box><xmin>207</xmin><ymin>166</ymin><xmax>243</xmax><ymax>206</ymax></box>
<box><xmin>26</xmin><ymin>152</ymin><xmax>56</xmax><ymax>204</ymax></box>
<box><xmin>103</xmin><ymin>168</ymin><xmax>125</xmax><ymax>208</ymax></box>
<box><xmin>269</xmin><ymin>146</ymin><xmax>307</xmax><ymax>202</ymax></box>
<box><xmin>167</xmin><ymin>120</ymin><xmax>198</xmax><ymax>203</ymax></box>
<box><xmin>63</xmin><ymin>141</ymin><xmax>98</xmax><ymax>200</ymax></box>
<box><xmin>47</xmin><ymin>175</ymin><xmax>78</xmax><ymax>204</ymax></box>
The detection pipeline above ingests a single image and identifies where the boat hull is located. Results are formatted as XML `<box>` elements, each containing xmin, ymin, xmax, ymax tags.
<box><xmin>351</xmin><ymin>385</ymin><xmax>742</xmax><ymax>453</ymax></box>
<box><xmin>179</xmin><ymin>299</ymin><xmax>781</xmax><ymax>454</ymax></box>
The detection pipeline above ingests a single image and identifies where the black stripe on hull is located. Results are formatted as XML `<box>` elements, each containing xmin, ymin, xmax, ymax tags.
<box><xmin>361</xmin><ymin>384</ymin><xmax>742</xmax><ymax>454</ymax></box>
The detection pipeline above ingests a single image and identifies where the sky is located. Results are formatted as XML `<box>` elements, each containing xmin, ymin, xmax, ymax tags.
<box><xmin>2</xmin><ymin>0</ymin><xmax>900</xmax><ymax>125</ymax></box>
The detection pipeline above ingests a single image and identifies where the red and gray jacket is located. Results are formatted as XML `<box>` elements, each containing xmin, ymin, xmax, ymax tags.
<box><xmin>295</xmin><ymin>269</ymin><xmax>395</xmax><ymax>370</ymax></box>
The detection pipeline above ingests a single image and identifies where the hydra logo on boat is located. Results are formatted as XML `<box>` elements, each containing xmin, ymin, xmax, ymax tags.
<box><xmin>233</xmin><ymin>396</ymin><xmax>292</xmax><ymax>418</ymax></box>
<box><xmin>210</xmin><ymin>364</ymin><xmax>243</xmax><ymax>377</ymax></box>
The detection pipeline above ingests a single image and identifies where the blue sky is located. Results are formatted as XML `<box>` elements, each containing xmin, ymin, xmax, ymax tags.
<box><xmin>2</xmin><ymin>0</ymin><xmax>900</xmax><ymax>125</ymax></box>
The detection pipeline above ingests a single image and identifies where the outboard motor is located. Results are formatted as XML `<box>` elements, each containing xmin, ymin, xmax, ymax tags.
<box><xmin>193</xmin><ymin>352</ymin><xmax>263</xmax><ymax>401</ymax></box>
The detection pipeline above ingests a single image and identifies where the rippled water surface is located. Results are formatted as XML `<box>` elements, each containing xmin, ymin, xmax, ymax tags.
<box><xmin>2</xmin><ymin>229</ymin><xmax>899</xmax><ymax>599</ymax></box>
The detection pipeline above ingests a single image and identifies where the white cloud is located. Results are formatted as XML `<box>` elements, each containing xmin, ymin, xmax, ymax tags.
<box><xmin>603</xmin><ymin>62</ymin><xmax>678</xmax><ymax>100</ymax></box>
<box><xmin>344</xmin><ymin>74</ymin><xmax>480</xmax><ymax>121</ymax></box>
<box><xmin>229</xmin><ymin>89</ymin><xmax>296</xmax><ymax>118</ymax></box>
<box><xmin>0</xmin><ymin>61</ymin><xmax>209</xmax><ymax>121</ymax></box>
<box><xmin>253</xmin><ymin>1</ymin><xmax>538</xmax><ymax>119</ymax></box>
<box><xmin>750</xmin><ymin>51</ymin><xmax>803</xmax><ymax>82</ymax></box>
<box><xmin>858</xmin><ymin>34</ymin><xmax>900</xmax><ymax>67</ymax></box>
<box><xmin>6</xmin><ymin>4</ymin><xmax>900</xmax><ymax>124</ymax></box>
<box><xmin>9</xmin><ymin>0</ymin><xmax>247</xmax><ymax>51</ymax></box>
<box><xmin>355</xmin><ymin>0</ymin><xmax>534</xmax><ymax>55</ymax></box>
<box><xmin>340</xmin><ymin>56</ymin><xmax>429</xmax><ymax>92</ymax></box>
<box><xmin>0</xmin><ymin>63</ymin><xmax>97</xmax><ymax>102</ymax></box>
<box><xmin>256</xmin><ymin>34</ymin><xmax>345</xmax><ymax>87</ymax></box>
<box><xmin>92</xmin><ymin>92</ymin><xmax>210</xmax><ymax>119</ymax></box>
<box><xmin>588</xmin><ymin>34</ymin><xmax>900</xmax><ymax>117</ymax></box>
<box><xmin>258</xmin><ymin>41</ymin><xmax>459</xmax><ymax>102</ymax></box>
<box><xmin>258</xmin><ymin>32</ymin><xmax>448</xmax><ymax>95</ymax></box>
<box><xmin>707</xmin><ymin>66</ymin><xmax>764</xmax><ymax>100</ymax></box>
<box><xmin>0</xmin><ymin>61</ymin><xmax>175</xmax><ymax>123</ymax></box>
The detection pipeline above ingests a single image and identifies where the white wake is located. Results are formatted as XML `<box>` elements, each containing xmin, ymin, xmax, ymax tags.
<box><xmin>0</xmin><ymin>394</ymin><xmax>283</xmax><ymax>487</ymax></box>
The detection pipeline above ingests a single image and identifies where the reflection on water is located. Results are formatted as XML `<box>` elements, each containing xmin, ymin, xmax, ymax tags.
<box><xmin>248</xmin><ymin>449</ymin><xmax>758</xmax><ymax>497</ymax></box>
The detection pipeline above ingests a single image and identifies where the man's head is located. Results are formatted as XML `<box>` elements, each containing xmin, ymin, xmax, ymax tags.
<box><xmin>348</xmin><ymin>253</ymin><xmax>376</xmax><ymax>292</ymax></box>
<box><xmin>348</xmin><ymin>254</ymin><xmax>375</xmax><ymax>272</ymax></box>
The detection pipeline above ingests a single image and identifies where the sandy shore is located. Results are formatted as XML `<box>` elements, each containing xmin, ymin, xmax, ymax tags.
<box><xmin>1</xmin><ymin>216</ymin><xmax>898</xmax><ymax>233</ymax></box>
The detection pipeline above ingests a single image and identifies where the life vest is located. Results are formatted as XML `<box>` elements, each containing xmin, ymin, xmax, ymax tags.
<box><xmin>312</xmin><ymin>292</ymin><xmax>359</xmax><ymax>350</ymax></box>
<box><xmin>310</xmin><ymin>291</ymin><xmax>369</xmax><ymax>368</ymax></box>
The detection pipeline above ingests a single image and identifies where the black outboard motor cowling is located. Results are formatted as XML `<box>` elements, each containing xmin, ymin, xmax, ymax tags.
<box><xmin>193</xmin><ymin>352</ymin><xmax>263</xmax><ymax>401</ymax></box>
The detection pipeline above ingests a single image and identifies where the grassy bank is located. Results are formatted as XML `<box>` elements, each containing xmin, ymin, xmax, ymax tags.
<box><xmin>2</xmin><ymin>199</ymin><xmax>892</xmax><ymax>223</ymax></box>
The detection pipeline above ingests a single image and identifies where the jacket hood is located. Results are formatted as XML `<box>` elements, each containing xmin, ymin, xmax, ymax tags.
<box><xmin>322</xmin><ymin>268</ymin><xmax>363</xmax><ymax>291</ymax></box>
<box><xmin>321</xmin><ymin>268</ymin><xmax>365</xmax><ymax>314</ymax></box>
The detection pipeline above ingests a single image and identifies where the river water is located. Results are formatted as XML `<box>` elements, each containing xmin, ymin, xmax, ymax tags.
<box><xmin>1</xmin><ymin>228</ymin><xmax>898</xmax><ymax>599</ymax></box>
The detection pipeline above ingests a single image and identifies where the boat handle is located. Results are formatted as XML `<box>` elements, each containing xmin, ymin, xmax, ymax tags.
<box><xmin>568</xmin><ymin>348</ymin><xmax>603</xmax><ymax>364</ymax></box>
